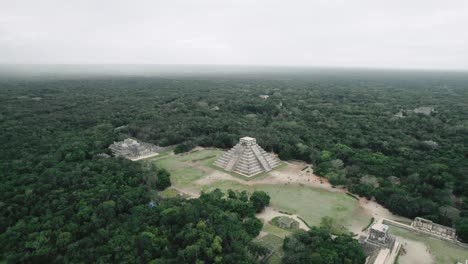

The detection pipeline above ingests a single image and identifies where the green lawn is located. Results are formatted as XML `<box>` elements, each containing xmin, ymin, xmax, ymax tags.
<box><xmin>158</xmin><ymin>188</ymin><xmax>190</xmax><ymax>199</ymax></box>
<box><xmin>151</xmin><ymin>149</ymin><xmax>222</xmax><ymax>187</ymax></box>
<box><xmin>388</xmin><ymin>226</ymin><xmax>468</xmax><ymax>264</ymax></box>
<box><xmin>200</xmin><ymin>180</ymin><xmax>367</xmax><ymax>229</ymax></box>
<box><xmin>262</xmin><ymin>223</ymin><xmax>292</xmax><ymax>238</ymax></box>
<box><xmin>140</xmin><ymin>149</ymin><xmax>174</xmax><ymax>161</ymax></box>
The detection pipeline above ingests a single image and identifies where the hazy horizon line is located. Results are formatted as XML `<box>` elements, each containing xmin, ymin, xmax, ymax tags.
<box><xmin>1</xmin><ymin>63</ymin><xmax>468</xmax><ymax>73</ymax></box>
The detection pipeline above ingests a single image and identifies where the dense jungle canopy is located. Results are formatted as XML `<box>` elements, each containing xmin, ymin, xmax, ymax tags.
<box><xmin>1</xmin><ymin>68</ymin><xmax>467</xmax><ymax>262</ymax></box>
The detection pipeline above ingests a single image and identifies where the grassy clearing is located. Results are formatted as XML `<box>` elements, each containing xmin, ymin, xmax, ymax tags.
<box><xmin>178</xmin><ymin>149</ymin><xmax>223</xmax><ymax>162</ymax></box>
<box><xmin>256</xmin><ymin>233</ymin><xmax>284</xmax><ymax>264</ymax></box>
<box><xmin>200</xmin><ymin>180</ymin><xmax>367</xmax><ymax>229</ymax></box>
<box><xmin>388</xmin><ymin>226</ymin><xmax>468</xmax><ymax>264</ymax></box>
<box><xmin>151</xmin><ymin>149</ymin><xmax>222</xmax><ymax>187</ymax></box>
<box><xmin>257</xmin><ymin>233</ymin><xmax>284</xmax><ymax>249</ymax></box>
<box><xmin>158</xmin><ymin>188</ymin><xmax>189</xmax><ymax>199</ymax></box>
<box><xmin>142</xmin><ymin>149</ymin><xmax>174</xmax><ymax>161</ymax></box>
<box><xmin>267</xmin><ymin>252</ymin><xmax>283</xmax><ymax>264</ymax></box>
<box><xmin>153</xmin><ymin>149</ymin><xmax>369</xmax><ymax>236</ymax></box>
<box><xmin>262</xmin><ymin>223</ymin><xmax>292</xmax><ymax>238</ymax></box>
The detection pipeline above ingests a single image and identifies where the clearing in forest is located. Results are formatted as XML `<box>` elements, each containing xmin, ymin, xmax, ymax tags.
<box><xmin>148</xmin><ymin>148</ymin><xmax>467</xmax><ymax>263</ymax></box>
<box><xmin>148</xmin><ymin>148</ymin><xmax>378</xmax><ymax>230</ymax></box>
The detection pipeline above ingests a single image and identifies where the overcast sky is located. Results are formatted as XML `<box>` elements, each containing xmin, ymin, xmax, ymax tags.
<box><xmin>1</xmin><ymin>0</ymin><xmax>467</xmax><ymax>70</ymax></box>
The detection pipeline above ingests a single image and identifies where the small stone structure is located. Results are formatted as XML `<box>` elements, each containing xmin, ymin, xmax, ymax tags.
<box><xmin>95</xmin><ymin>153</ymin><xmax>110</xmax><ymax>159</ymax></box>
<box><xmin>368</xmin><ymin>224</ymin><xmax>393</xmax><ymax>245</ymax></box>
<box><xmin>109</xmin><ymin>138</ymin><xmax>161</xmax><ymax>160</ymax></box>
<box><xmin>259</xmin><ymin>95</ymin><xmax>269</xmax><ymax>100</ymax></box>
<box><xmin>360</xmin><ymin>223</ymin><xmax>400</xmax><ymax>264</ymax></box>
<box><xmin>412</xmin><ymin>217</ymin><xmax>457</xmax><ymax>240</ymax></box>
<box><xmin>395</xmin><ymin>106</ymin><xmax>434</xmax><ymax>118</ymax></box>
<box><xmin>422</xmin><ymin>140</ymin><xmax>438</xmax><ymax>149</ymax></box>
<box><xmin>214</xmin><ymin>137</ymin><xmax>281</xmax><ymax>177</ymax></box>
<box><xmin>394</xmin><ymin>110</ymin><xmax>405</xmax><ymax>118</ymax></box>
<box><xmin>413</xmin><ymin>106</ymin><xmax>434</xmax><ymax>116</ymax></box>
<box><xmin>276</xmin><ymin>217</ymin><xmax>299</xmax><ymax>229</ymax></box>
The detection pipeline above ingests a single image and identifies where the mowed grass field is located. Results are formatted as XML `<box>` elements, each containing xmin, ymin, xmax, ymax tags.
<box><xmin>151</xmin><ymin>149</ymin><xmax>222</xmax><ymax>187</ymax></box>
<box><xmin>150</xmin><ymin>149</ymin><xmax>368</xmax><ymax>230</ymax></box>
<box><xmin>388</xmin><ymin>226</ymin><xmax>468</xmax><ymax>264</ymax></box>
<box><xmin>200</xmin><ymin>180</ymin><xmax>367</xmax><ymax>229</ymax></box>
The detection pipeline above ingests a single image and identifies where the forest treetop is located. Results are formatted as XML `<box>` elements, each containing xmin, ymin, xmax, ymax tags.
<box><xmin>1</xmin><ymin>69</ymin><xmax>467</xmax><ymax>263</ymax></box>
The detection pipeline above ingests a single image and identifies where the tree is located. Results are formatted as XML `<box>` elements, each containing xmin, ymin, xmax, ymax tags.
<box><xmin>250</xmin><ymin>191</ymin><xmax>270</xmax><ymax>213</ymax></box>
<box><xmin>283</xmin><ymin>227</ymin><xmax>365</xmax><ymax>264</ymax></box>
<box><xmin>155</xmin><ymin>168</ymin><xmax>171</xmax><ymax>190</ymax></box>
<box><xmin>456</xmin><ymin>217</ymin><xmax>468</xmax><ymax>243</ymax></box>
<box><xmin>227</xmin><ymin>189</ymin><xmax>238</xmax><ymax>199</ymax></box>
<box><xmin>174</xmin><ymin>141</ymin><xmax>196</xmax><ymax>154</ymax></box>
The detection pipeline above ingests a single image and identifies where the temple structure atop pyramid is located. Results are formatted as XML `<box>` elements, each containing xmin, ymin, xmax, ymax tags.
<box><xmin>214</xmin><ymin>137</ymin><xmax>281</xmax><ymax>177</ymax></box>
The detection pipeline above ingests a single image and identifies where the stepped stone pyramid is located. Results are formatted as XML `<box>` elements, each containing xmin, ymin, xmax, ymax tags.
<box><xmin>214</xmin><ymin>137</ymin><xmax>281</xmax><ymax>177</ymax></box>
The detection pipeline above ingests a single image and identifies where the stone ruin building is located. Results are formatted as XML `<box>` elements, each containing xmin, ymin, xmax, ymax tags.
<box><xmin>367</xmin><ymin>224</ymin><xmax>393</xmax><ymax>245</ymax></box>
<box><xmin>214</xmin><ymin>137</ymin><xmax>280</xmax><ymax>177</ymax></box>
<box><xmin>412</xmin><ymin>217</ymin><xmax>457</xmax><ymax>240</ymax></box>
<box><xmin>395</xmin><ymin>106</ymin><xmax>434</xmax><ymax>118</ymax></box>
<box><xmin>95</xmin><ymin>153</ymin><xmax>110</xmax><ymax>159</ymax></box>
<box><xmin>359</xmin><ymin>223</ymin><xmax>400</xmax><ymax>264</ymax></box>
<box><xmin>109</xmin><ymin>138</ymin><xmax>160</xmax><ymax>160</ymax></box>
<box><xmin>413</xmin><ymin>106</ymin><xmax>434</xmax><ymax>116</ymax></box>
<box><xmin>276</xmin><ymin>217</ymin><xmax>299</xmax><ymax>229</ymax></box>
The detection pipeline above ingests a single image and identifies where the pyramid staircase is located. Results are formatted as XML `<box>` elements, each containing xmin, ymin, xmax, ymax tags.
<box><xmin>214</xmin><ymin>137</ymin><xmax>281</xmax><ymax>177</ymax></box>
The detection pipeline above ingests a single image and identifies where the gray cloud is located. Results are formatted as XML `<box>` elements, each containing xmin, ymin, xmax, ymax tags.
<box><xmin>1</xmin><ymin>0</ymin><xmax>467</xmax><ymax>69</ymax></box>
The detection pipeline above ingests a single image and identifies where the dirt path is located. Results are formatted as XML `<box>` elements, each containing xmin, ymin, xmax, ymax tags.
<box><xmin>255</xmin><ymin>161</ymin><xmax>342</xmax><ymax>192</ymax></box>
<box><xmin>256</xmin><ymin>207</ymin><xmax>310</xmax><ymax>230</ymax></box>
<box><xmin>196</xmin><ymin>161</ymin><xmax>342</xmax><ymax>191</ymax></box>
<box><xmin>398</xmin><ymin>238</ymin><xmax>434</xmax><ymax>264</ymax></box>
<box><xmin>345</xmin><ymin>198</ymin><xmax>411</xmax><ymax>237</ymax></box>
<box><xmin>359</xmin><ymin>197</ymin><xmax>408</xmax><ymax>222</ymax></box>
<box><xmin>195</xmin><ymin>170</ymin><xmax>249</xmax><ymax>186</ymax></box>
